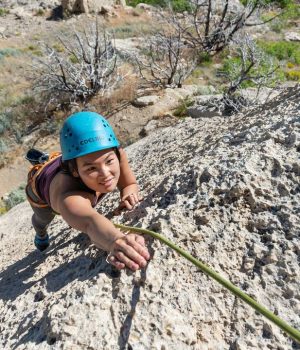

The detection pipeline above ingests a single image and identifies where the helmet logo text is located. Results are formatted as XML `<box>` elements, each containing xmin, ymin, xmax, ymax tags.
<box><xmin>80</xmin><ymin>136</ymin><xmax>104</xmax><ymax>145</ymax></box>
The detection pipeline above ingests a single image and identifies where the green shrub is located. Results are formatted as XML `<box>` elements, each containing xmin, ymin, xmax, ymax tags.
<box><xmin>0</xmin><ymin>205</ymin><xmax>7</xmax><ymax>215</ymax></box>
<box><xmin>190</xmin><ymin>67</ymin><xmax>204</xmax><ymax>79</ymax></box>
<box><xmin>2</xmin><ymin>184</ymin><xmax>27</xmax><ymax>211</ymax></box>
<box><xmin>0</xmin><ymin>48</ymin><xmax>21</xmax><ymax>60</ymax></box>
<box><xmin>0</xmin><ymin>139</ymin><xmax>8</xmax><ymax>152</ymax></box>
<box><xmin>282</xmin><ymin>3</ymin><xmax>300</xmax><ymax>20</ymax></box>
<box><xmin>198</xmin><ymin>52</ymin><xmax>213</xmax><ymax>66</ymax></box>
<box><xmin>240</xmin><ymin>0</ymin><xmax>295</xmax><ymax>7</ymax></box>
<box><xmin>221</xmin><ymin>54</ymin><xmax>286</xmax><ymax>88</ymax></box>
<box><xmin>69</xmin><ymin>54</ymin><xmax>80</xmax><ymax>64</ymax></box>
<box><xmin>52</xmin><ymin>43</ymin><xmax>65</xmax><ymax>53</ymax></box>
<box><xmin>35</xmin><ymin>8</ymin><xmax>45</xmax><ymax>16</ymax></box>
<box><xmin>25</xmin><ymin>45</ymin><xmax>43</xmax><ymax>56</ymax></box>
<box><xmin>193</xmin><ymin>85</ymin><xmax>216</xmax><ymax>96</ymax></box>
<box><xmin>0</xmin><ymin>113</ymin><xmax>11</xmax><ymax>134</ymax></box>
<box><xmin>173</xmin><ymin>97</ymin><xmax>194</xmax><ymax>117</ymax></box>
<box><xmin>258</xmin><ymin>41</ymin><xmax>300</xmax><ymax>64</ymax></box>
<box><xmin>127</xmin><ymin>0</ymin><xmax>191</xmax><ymax>12</ymax></box>
<box><xmin>0</xmin><ymin>8</ymin><xmax>9</xmax><ymax>16</ymax></box>
<box><xmin>285</xmin><ymin>70</ymin><xmax>300</xmax><ymax>81</ymax></box>
<box><xmin>18</xmin><ymin>95</ymin><xmax>35</xmax><ymax>105</ymax></box>
<box><xmin>287</xmin><ymin>62</ymin><xmax>295</xmax><ymax>68</ymax></box>
<box><xmin>113</xmin><ymin>23</ymin><xmax>154</xmax><ymax>38</ymax></box>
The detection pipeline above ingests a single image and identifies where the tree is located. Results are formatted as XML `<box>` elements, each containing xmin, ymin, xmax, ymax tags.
<box><xmin>165</xmin><ymin>0</ymin><xmax>280</xmax><ymax>58</ymax></box>
<box><xmin>32</xmin><ymin>22</ymin><xmax>122</xmax><ymax>104</ymax></box>
<box><xmin>135</xmin><ymin>27</ymin><xmax>197</xmax><ymax>88</ymax></box>
<box><xmin>133</xmin><ymin>0</ymin><xmax>279</xmax><ymax>89</ymax></box>
<box><xmin>218</xmin><ymin>33</ymin><xmax>280</xmax><ymax>114</ymax></box>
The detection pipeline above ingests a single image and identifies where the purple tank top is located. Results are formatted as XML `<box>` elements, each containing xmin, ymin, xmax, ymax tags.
<box><xmin>36</xmin><ymin>156</ymin><xmax>63</xmax><ymax>206</ymax></box>
<box><xmin>36</xmin><ymin>156</ymin><xmax>103</xmax><ymax>207</ymax></box>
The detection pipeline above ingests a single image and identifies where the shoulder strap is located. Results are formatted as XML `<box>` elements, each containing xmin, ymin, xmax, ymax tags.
<box><xmin>26</xmin><ymin>152</ymin><xmax>61</xmax><ymax>208</ymax></box>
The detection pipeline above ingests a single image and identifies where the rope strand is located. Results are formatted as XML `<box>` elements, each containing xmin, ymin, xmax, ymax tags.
<box><xmin>114</xmin><ymin>223</ymin><xmax>300</xmax><ymax>344</ymax></box>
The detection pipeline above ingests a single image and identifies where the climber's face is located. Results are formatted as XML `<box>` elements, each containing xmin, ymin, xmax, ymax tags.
<box><xmin>75</xmin><ymin>148</ymin><xmax>120</xmax><ymax>193</ymax></box>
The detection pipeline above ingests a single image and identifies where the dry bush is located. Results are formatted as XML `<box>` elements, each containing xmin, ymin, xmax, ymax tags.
<box><xmin>216</xmin><ymin>34</ymin><xmax>280</xmax><ymax>114</ymax></box>
<box><xmin>135</xmin><ymin>26</ymin><xmax>197</xmax><ymax>88</ymax></box>
<box><xmin>31</xmin><ymin>21</ymin><xmax>124</xmax><ymax>105</ymax></box>
<box><xmin>92</xmin><ymin>73</ymin><xmax>139</xmax><ymax>116</ymax></box>
<box><xmin>165</xmin><ymin>0</ymin><xmax>280</xmax><ymax>56</ymax></box>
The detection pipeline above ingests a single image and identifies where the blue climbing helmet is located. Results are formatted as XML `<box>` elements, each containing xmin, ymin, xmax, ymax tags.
<box><xmin>60</xmin><ymin>111</ymin><xmax>120</xmax><ymax>161</ymax></box>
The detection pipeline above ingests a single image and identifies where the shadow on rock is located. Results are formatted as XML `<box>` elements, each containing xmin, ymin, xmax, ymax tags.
<box><xmin>0</xmin><ymin>229</ymin><xmax>113</xmax><ymax>301</ymax></box>
<box><xmin>0</xmin><ymin>250</ymin><xmax>47</xmax><ymax>302</ymax></box>
<box><xmin>118</xmin><ymin>268</ymin><xmax>147</xmax><ymax>350</ymax></box>
<box><xmin>46</xmin><ymin>5</ymin><xmax>63</xmax><ymax>21</ymax></box>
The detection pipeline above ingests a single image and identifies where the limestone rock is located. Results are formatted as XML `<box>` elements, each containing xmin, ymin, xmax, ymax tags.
<box><xmin>284</xmin><ymin>31</ymin><xmax>300</xmax><ymax>42</ymax></box>
<box><xmin>10</xmin><ymin>7</ymin><xmax>32</xmax><ymax>19</ymax></box>
<box><xmin>136</xmin><ymin>3</ymin><xmax>156</xmax><ymax>11</ymax></box>
<box><xmin>140</xmin><ymin>115</ymin><xmax>178</xmax><ymax>137</ymax></box>
<box><xmin>61</xmin><ymin>0</ymin><xmax>116</xmax><ymax>14</ymax></box>
<box><xmin>133</xmin><ymin>95</ymin><xmax>160</xmax><ymax>107</ymax></box>
<box><xmin>0</xmin><ymin>86</ymin><xmax>299</xmax><ymax>349</ymax></box>
<box><xmin>187</xmin><ymin>94</ymin><xmax>223</xmax><ymax>118</ymax></box>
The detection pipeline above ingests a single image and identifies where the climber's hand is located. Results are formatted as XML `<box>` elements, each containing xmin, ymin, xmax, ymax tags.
<box><xmin>107</xmin><ymin>233</ymin><xmax>150</xmax><ymax>271</ymax></box>
<box><xmin>114</xmin><ymin>192</ymin><xmax>143</xmax><ymax>215</ymax></box>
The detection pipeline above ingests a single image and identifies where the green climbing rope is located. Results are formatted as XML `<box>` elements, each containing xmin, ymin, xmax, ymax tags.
<box><xmin>114</xmin><ymin>223</ymin><xmax>300</xmax><ymax>344</ymax></box>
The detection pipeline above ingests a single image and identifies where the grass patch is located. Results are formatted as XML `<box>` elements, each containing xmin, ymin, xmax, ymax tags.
<box><xmin>0</xmin><ymin>112</ymin><xmax>11</xmax><ymax>134</ymax></box>
<box><xmin>285</xmin><ymin>69</ymin><xmax>300</xmax><ymax>81</ymax></box>
<box><xmin>35</xmin><ymin>8</ymin><xmax>45</xmax><ymax>16</ymax></box>
<box><xmin>0</xmin><ymin>48</ymin><xmax>21</xmax><ymax>60</ymax></box>
<box><xmin>0</xmin><ymin>139</ymin><xmax>8</xmax><ymax>152</ymax></box>
<box><xmin>69</xmin><ymin>54</ymin><xmax>79</xmax><ymax>64</ymax></box>
<box><xmin>93</xmin><ymin>72</ymin><xmax>138</xmax><ymax>115</ymax></box>
<box><xmin>0</xmin><ymin>205</ymin><xmax>7</xmax><ymax>215</ymax></box>
<box><xmin>2</xmin><ymin>184</ymin><xmax>27</xmax><ymax>211</ymax></box>
<box><xmin>173</xmin><ymin>97</ymin><xmax>194</xmax><ymax>118</ymax></box>
<box><xmin>280</xmin><ymin>2</ymin><xmax>300</xmax><ymax>20</ymax></box>
<box><xmin>258</xmin><ymin>41</ymin><xmax>300</xmax><ymax>64</ymax></box>
<box><xmin>23</xmin><ymin>45</ymin><xmax>43</xmax><ymax>57</ymax></box>
<box><xmin>221</xmin><ymin>55</ymin><xmax>286</xmax><ymax>87</ymax></box>
<box><xmin>240</xmin><ymin>0</ymin><xmax>296</xmax><ymax>7</ymax></box>
<box><xmin>113</xmin><ymin>22</ymin><xmax>154</xmax><ymax>39</ymax></box>
<box><xmin>52</xmin><ymin>43</ymin><xmax>65</xmax><ymax>53</ymax></box>
<box><xmin>0</xmin><ymin>8</ymin><xmax>9</xmax><ymax>16</ymax></box>
<box><xmin>127</xmin><ymin>0</ymin><xmax>192</xmax><ymax>12</ymax></box>
<box><xmin>184</xmin><ymin>67</ymin><xmax>207</xmax><ymax>84</ymax></box>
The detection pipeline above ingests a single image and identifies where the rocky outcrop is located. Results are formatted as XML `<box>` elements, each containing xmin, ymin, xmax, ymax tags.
<box><xmin>0</xmin><ymin>86</ymin><xmax>299</xmax><ymax>349</ymax></box>
<box><xmin>61</xmin><ymin>0</ymin><xmax>123</xmax><ymax>14</ymax></box>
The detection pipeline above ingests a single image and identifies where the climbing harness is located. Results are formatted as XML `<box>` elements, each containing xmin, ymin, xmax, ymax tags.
<box><xmin>25</xmin><ymin>150</ymin><xmax>61</xmax><ymax>208</ymax></box>
<box><xmin>114</xmin><ymin>223</ymin><xmax>300</xmax><ymax>344</ymax></box>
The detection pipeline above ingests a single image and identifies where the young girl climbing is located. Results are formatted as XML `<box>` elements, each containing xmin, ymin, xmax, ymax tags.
<box><xmin>26</xmin><ymin>111</ymin><xmax>150</xmax><ymax>271</ymax></box>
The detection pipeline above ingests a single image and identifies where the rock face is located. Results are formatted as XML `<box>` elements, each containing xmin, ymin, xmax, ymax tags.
<box><xmin>133</xmin><ymin>95</ymin><xmax>160</xmax><ymax>107</ymax></box>
<box><xmin>61</xmin><ymin>0</ymin><xmax>119</xmax><ymax>14</ymax></box>
<box><xmin>0</xmin><ymin>86</ymin><xmax>299</xmax><ymax>349</ymax></box>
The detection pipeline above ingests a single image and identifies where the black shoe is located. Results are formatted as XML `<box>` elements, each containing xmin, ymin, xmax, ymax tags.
<box><xmin>25</xmin><ymin>148</ymin><xmax>49</xmax><ymax>165</ymax></box>
<box><xmin>34</xmin><ymin>234</ymin><xmax>49</xmax><ymax>251</ymax></box>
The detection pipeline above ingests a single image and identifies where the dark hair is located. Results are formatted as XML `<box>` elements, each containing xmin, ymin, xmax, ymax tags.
<box><xmin>61</xmin><ymin>147</ymin><xmax>121</xmax><ymax>177</ymax></box>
